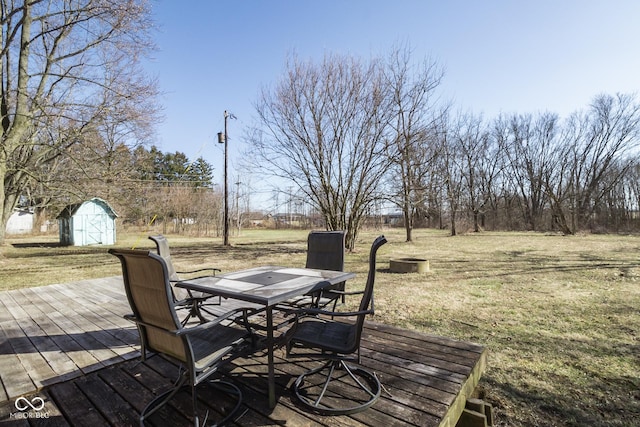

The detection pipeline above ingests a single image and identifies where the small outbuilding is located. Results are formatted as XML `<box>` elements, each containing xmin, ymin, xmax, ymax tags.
<box><xmin>6</xmin><ymin>209</ymin><xmax>34</xmax><ymax>235</ymax></box>
<box><xmin>57</xmin><ymin>197</ymin><xmax>118</xmax><ymax>246</ymax></box>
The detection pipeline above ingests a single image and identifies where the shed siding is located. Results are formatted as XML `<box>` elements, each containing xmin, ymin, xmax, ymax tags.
<box><xmin>58</xmin><ymin>198</ymin><xmax>117</xmax><ymax>246</ymax></box>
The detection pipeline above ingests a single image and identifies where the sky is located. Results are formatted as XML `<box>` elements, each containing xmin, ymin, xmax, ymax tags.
<box><xmin>144</xmin><ymin>0</ymin><xmax>640</xmax><ymax>211</ymax></box>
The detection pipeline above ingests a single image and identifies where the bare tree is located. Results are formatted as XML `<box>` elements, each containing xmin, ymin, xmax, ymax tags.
<box><xmin>0</xmin><ymin>0</ymin><xmax>158</xmax><ymax>244</ymax></box>
<box><xmin>252</xmin><ymin>53</ymin><xmax>391</xmax><ymax>250</ymax></box>
<box><xmin>436</xmin><ymin>111</ymin><xmax>465</xmax><ymax>235</ymax></box>
<box><xmin>496</xmin><ymin>113</ymin><xmax>557</xmax><ymax>231</ymax></box>
<box><xmin>544</xmin><ymin>93</ymin><xmax>640</xmax><ymax>233</ymax></box>
<box><xmin>455</xmin><ymin>112</ymin><xmax>495</xmax><ymax>232</ymax></box>
<box><xmin>473</xmin><ymin>124</ymin><xmax>505</xmax><ymax>230</ymax></box>
<box><xmin>621</xmin><ymin>161</ymin><xmax>640</xmax><ymax>229</ymax></box>
<box><xmin>575</xmin><ymin>94</ymin><xmax>640</xmax><ymax>226</ymax></box>
<box><xmin>384</xmin><ymin>44</ymin><xmax>445</xmax><ymax>242</ymax></box>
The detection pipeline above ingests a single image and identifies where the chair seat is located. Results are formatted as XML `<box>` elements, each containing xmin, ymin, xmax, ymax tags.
<box><xmin>190</xmin><ymin>324</ymin><xmax>248</xmax><ymax>372</ymax></box>
<box><xmin>291</xmin><ymin>318</ymin><xmax>356</xmax><ymax>355</ymax></box>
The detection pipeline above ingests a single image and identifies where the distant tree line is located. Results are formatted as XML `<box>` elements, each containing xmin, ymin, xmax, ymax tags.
<box><xmin>251</xmin><ymin>45</ymin><xmax>640</xmax><ymax>248</ymax></box>
<box><xmin>429</xmin><ymin>93</ymin><xmax>640</xmax><ymax>237</ymax></box>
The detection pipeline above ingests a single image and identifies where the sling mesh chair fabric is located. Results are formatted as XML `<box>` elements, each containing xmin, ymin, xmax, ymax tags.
<box><xmin>110</xmin><ymin>248</ymin><xmax>251</xmax><ymax>426</ymax></box>
<box><xmin>283</xmin><ymin>231</ymin><xmax>346</xmax><ymax>309</ymax></box>
<box><xmin>149</xmin><ymin>235</ymin><xmax>222</xmax><ymax>324</ymax></box>
<box><xmin>285</xmin><ymin>235</ymin><xmax>387</xmax><ymax>415</ymax></box>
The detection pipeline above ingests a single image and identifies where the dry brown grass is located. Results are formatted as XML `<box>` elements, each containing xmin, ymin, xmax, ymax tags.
<box><xmin>2</xmin><ymin>228</ymin><xmax>639</xmax><ymax>426</ymax></box>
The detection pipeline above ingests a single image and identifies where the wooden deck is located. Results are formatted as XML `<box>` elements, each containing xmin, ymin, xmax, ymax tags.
<box><xmin>0</xmin><ymin>277</ymin><xmax>487</xmax><ymax>426</ymax></box>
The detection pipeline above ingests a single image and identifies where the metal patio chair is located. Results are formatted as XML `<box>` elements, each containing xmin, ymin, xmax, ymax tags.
<box><xmin>109</xmin><ymin>248</ymin><xmax>251</xmax><ymax>427</ymax></box>
<box><xmin>282</xmin><ymin>230</ymin><xmax>347</xmax><ymax>310</ymax></box>
<box><xmin>285</xmin><ymin>235</ymin><xmax>387</xmax><ymax>415</ymax></box>
<box><xmin>149</xmin><ymin>234</ymin><xmax>221</xmax><ymax>324</ymax></box>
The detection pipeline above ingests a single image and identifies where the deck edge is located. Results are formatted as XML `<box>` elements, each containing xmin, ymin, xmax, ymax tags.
<box><xmin>437</xmin><ymin>346</ymin><xmax>488</xmax><ymax>427</ymax></box>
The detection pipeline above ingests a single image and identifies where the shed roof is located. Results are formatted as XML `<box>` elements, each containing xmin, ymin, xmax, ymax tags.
<box><xmin>57</xmin><ymin>197</ymin><xmax>118</xmax><ymax>219</ymax></box>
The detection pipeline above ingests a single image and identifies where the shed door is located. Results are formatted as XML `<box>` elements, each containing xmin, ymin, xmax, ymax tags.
<box><xmin>85</xmin><ymin>214</ymin><xmax>106</xmax><ymax>245</ymax></box>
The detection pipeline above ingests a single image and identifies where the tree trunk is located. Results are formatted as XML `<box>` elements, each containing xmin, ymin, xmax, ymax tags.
<box><xmin>404</xmin><ymin>208</ymin><xmax>413</xmax><ymax>242</ymax></box>
<box><xmin>405</xmin><ymin>222</ymin><xmax>413</xmax><ymax>242</ymax></box>
<box><xmin>473</xmin><ymin>209</ymin><xmax>480</xmax><ymax>232</ymax></box>
<box><xmin>549</xmin><ymin>196</ymin><xmax>573</xmax><ymax>235</ymax></box>
<box><xmin>450</xmin><ymin>211</ymin><xmax>457</xmax><ymax>236</ymax></box>
<box><xmin>0</xmin><ymin>2</ymin><xmax>32</xmax><ymax>245</ymax></box>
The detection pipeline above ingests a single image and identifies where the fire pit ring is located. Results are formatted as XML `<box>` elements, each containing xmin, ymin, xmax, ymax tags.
<box><xmin>389</xmin><ymin>258</ymin><xmax>430</xmax><ymax>274</ymax></box>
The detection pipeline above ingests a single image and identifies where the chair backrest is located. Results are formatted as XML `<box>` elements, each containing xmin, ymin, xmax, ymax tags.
<box><xmin>109</xmin><ymin>248</ymin><xmax>188</xmax><ymax>363</ymax></box>
<box><xmin>354</xmin><ymin>235</ymin><xmax>387</xmax><ymax>336</ymax></box>
<box><xmin>148</xmin><ymin>235</ymin><xmax>179</xmax><ymax>281</ymax></box>
<box><xmin>305</xmin><ymin>231</ymin><xmax>345</xmax><ymax>271</ymax></box>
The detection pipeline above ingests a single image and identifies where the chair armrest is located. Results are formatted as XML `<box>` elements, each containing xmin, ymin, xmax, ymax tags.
<box><xmin>124</xmin><ymin>307</ymin><xmax>252</xmax><ymax>337</ymax></box>
<box><xmin>176</xmin><ymin>307</ymin><xmax>252</xmax><ymax>336</ymax></box>
<box><xmin>172</xmin><ymin>277</ymin><xmax>221</xmax><ymax>287</ymax></box>
<box><xmin>291</xmin><ymin>307</ymin><xmax>374</xmax><ymax>318</ymax></box>
<box><xmin>176</xmin><ymin>267</ymin><xmax>221</xmax><ymax>276</ymax></box>
<box><xmin>124</xmin><ymin>313</ymin><xmax>182</xmax><ymax>335</ymax></box>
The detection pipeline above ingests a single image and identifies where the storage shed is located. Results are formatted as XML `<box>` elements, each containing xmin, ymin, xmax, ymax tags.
<box><xmin>6</xmin><ymin>209</ymin><xmax>34</xmax><ymax>235</ymax></box>
<box><xmin>57</xmin><ymin>198</ymin><xmax>118</xmax><ymax>246</ymax></box>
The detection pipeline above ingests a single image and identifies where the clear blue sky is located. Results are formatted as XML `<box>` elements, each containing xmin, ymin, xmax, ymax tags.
<box><xmin>144</xmin><ymin>0</ymin><xmax>640</xmax><ymax>210</ymax></box>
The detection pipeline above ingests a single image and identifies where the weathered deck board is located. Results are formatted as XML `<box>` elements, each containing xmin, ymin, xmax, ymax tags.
<box><xmin>0</xmin><ymin>277</ymin><xmax>487</xmax><ymax>426</ymax></box>
<box><xmin>0</xmin><ymin>277</ymin><xmax>139</xmax><ymax>399</ymax></box>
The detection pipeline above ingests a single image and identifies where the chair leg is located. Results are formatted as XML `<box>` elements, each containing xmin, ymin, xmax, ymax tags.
<box><xmin>141</xmin><ymin>374</ymin><xmax>188</xmax><ymax>425</ymax></box>
<box><xmin>205</xmin><ymin>380</ymin><xmax>244</xmax><ymax>426</ymax></box>
<box><xmin>141</xmin><ymin>375</ymin><xmax>243</xmax><ymax>427</ymax></box>
<box><xmin>192</xmin><ymin>303</ymin><xmax>208</xmax><ymax>324</ymax></box>
<box><xmin>194</xmin><ymin>380</ymin><xmax>244</xmax><ymax>427</ymax></box>
<box><xmin>179</xmin><ymin>302</ymin><xmax>208</xmax><ymax>326</ymax></box>
<box><xmin>292</xmin><ymin>359</ymin><xmax>381</xmax><ymax>415</ymax></box>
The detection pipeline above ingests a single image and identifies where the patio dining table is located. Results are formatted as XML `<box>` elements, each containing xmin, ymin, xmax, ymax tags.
<box><xmin>175</xmin><ymin>265</ymin><xmax>356</xmax><ymax>408</ymax></box>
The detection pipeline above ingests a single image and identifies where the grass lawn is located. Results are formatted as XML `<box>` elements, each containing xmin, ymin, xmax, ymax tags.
<box><xmin>1</xmin><ymin>227</ymin><xmax>639</xmax><ymax>426</ymax></box>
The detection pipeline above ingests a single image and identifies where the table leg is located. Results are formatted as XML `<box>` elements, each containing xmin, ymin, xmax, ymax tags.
<box><xmin>267</xmin><ymin>306</ymin><xmax>276</xmax><ymax>408</ymax></box>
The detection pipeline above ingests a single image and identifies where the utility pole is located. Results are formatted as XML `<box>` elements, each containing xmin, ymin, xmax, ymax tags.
<box><xmin>217</xmin><ymin>110</ymin><xmax>233</xmax><ymax>246</ymax></box>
